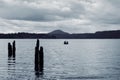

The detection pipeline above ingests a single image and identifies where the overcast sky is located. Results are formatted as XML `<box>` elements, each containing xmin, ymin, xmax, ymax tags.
<box><xmin>0</xmin><ymin>0</ymin><xmax>120</xmax><ymax>33</ymax></box>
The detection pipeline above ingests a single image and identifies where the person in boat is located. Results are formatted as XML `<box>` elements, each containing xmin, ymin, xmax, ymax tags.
<box><xmin>64</xmin><ymin>41</ymin><xmax>68</xmax><ymax>44</ymax></box>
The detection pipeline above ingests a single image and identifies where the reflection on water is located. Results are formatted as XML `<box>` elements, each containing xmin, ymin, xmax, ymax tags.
<box><xmin>35</xmin><ymin>71</ymin><xmax>44</xmax><ymax>80</ymax></box>
<box><xmin>8</xmin><ymin>57</ymin><xmax>16</xmax><ymax>79</ymax></box>
<box><xmin>8</xmin><ymin>57</ymin><xmax>16</xmax><ymax>69</ymax></box>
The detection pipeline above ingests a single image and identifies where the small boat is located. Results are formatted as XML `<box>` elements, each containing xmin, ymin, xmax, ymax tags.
<box><xmin>64</xmin><ymin>41</ymin><xmax>69</xmax><ymax>45</ymax></box>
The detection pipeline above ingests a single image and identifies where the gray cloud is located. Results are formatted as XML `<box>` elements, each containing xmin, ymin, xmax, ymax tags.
<box><xmin>0</xmin><ymin>0</ymin><xmax>85</xmax><ymax>21</ymax></box>
<box><xmin>0</xmin><ymin>0</ymin><xmax>120</xmax><ymax>33</ymax></box>
<box><xmin>85</xmin><ymin>0</ymin><xmax>120</xmax><ymax>24</ymax></box>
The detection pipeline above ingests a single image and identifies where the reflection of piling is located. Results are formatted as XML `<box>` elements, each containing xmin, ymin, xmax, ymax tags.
<box><xmin>8</xmin><ymin>41</ymin><xmax>16</xmax><ymax>58</ymax></box>
<box><xmin>35</xmin><ymin>39</ymin><xmax>44</xmax><ymax>72</ymax></box>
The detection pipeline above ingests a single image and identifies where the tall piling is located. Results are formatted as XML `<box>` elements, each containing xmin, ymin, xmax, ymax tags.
<box><xmin>35</xmin><ymin>39</ymin><xmax>39</xmax><ymax>71</ymax></box>
<box><xmin>34</xmin><ymin>39</ymin><xmax>44</xmax><ymax>72</ymax></box>
<box><xmin>13</xmin><ymin>41</ymin><xmax>16</xmax><ymax>57</ymax></box>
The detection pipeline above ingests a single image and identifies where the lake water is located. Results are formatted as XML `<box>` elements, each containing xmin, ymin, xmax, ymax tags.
<box><xmin>0</xmin><ymin>39</ymin><xmax>120</xmax><ymax>80</ymax></box>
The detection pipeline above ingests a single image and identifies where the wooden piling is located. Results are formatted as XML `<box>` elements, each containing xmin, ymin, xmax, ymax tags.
<box><xmin>35</xmin><ymin>39</ymin><xmax>44</xmax><ymax>72</ymax></box>
<box><xmin>13</xmin><ymin>41</ymin><xmax>16</xmax><ymax>57</ymax></box>
<box><xmin>35</xmin><ymin>39</ymin><xmax>39</xmax><ymax>71</ymax></box>
<box><xmin>8</xmin><ymin>43</ymin><xmax>12</xmax><ymax>57</ymax></box>
<box><xmin>8</xmin><ymin>41</ymin><xmax>16</xmax><ymax>58</ymax></box>
<box><xmin>38</xmin><ymin>46</ymin><xmax>44</xmax><ymax>71</ymax></box>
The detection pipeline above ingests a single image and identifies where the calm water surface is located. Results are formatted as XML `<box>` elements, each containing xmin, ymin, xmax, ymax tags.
<box><xmin>0</xmin><ymin>39</ymin><xmax>120</xmax><ymax>80</ymax></box>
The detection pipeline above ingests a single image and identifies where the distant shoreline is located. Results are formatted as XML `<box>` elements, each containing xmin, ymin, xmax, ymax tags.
<box><xmin>0</xmin><ymin>38</ymin><xmax>120</xmax><ymax>39</ymax></box>
<box><xmin>0</xmin><ymin>30</ymin><xmax>120</xmax><ymax>39</ymax></box>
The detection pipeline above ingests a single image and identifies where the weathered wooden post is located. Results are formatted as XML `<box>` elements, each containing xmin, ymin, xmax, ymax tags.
<box><xmin>35</xmin><ymin>39</ymin><xmax>44</xmax><ymax>72</ymax></box>
<box><xmin>38</xmin><ymin>46</ymin><xmax>44</xmax><ymax>71</ymax></box>
<box><xmin>35</xmin><ymin>39</ymin><xmax>39</xmax><ymax>71</ymax></box>
<box><xmin>8</xmin><ymin>40</ymin><xmax>16</xmax><ymax>58</ymax></box>
<box><xmin>13</xmin><ymin>41</ymin><xmax>16</xmax><ymax>57</ymax></box>
<box><xmin>8</xmin><ymin>43</ymin><xmax>12</xmax><ymax>57</ymax></box>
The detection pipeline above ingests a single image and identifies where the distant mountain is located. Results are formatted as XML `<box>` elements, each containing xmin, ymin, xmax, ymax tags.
<box><xmin>48</xmin><ymin>30</ymin><xmax>69</xmax><ymax>35</ymax></box>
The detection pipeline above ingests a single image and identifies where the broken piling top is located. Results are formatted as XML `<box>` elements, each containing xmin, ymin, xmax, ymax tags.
<box><xmin>40</xmin><ymin>47</ymin><xmax>43</xmax><ymax>52</ymax></box>
<box><xmin>35</xmin><ymin>39</ymin><xmax>39</xmax><ymax>53</ymax></box>
<box><xmin>8</xmin><ymin>43</ymin><xmax>12</xmax><ymax>49</ymax></box>
<box><xmin>13</xmin><ymin>41</ymin><xmax>16</xmax><ymax>48</ymax></box>
<box><xmin>36</xmin><ymin>39</ymin><xmax>39</xmax><ymax>47</ymax></box>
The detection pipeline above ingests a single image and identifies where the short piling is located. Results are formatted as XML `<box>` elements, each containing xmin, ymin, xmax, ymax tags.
<box><xmin>8</xmin><ymin>41</ymin><xmax>16</xmax><ymax>58</ymax></box>
<box><xmin>38</xmin><ymin>46</ymin><xmax>44</xmax><ymax>71</ymax></box>
<box><xmin>8</xmin><ymin>43</ymin><xmax>12</xmax><ymax>57</ymax></box>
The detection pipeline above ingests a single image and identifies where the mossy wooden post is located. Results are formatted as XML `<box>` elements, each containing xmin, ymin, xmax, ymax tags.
<box><xmin>38</xmin><ymin>46</ymin><xmax>44</xmax><ymax>71</ymax></box>
<box><xmin>13</xmin><ymin>41</ymin><xmax>16</xmax><ymax>57</ymax></box>
<box><xmin>35</xmin><ymin>39</ymin><xmax>39</xmax><ymax>71</ymax></box>
<box><xmin>8</xmin><ymin>43</ymin><xmax>12</xmax><ymax>57</ymax></box>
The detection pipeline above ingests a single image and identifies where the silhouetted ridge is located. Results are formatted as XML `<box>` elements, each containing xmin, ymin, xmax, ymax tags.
<box><xmin>95</xmin><ymin>30</ymin><xmax>120</xmax><ymax>34</ymax></box>
<box><xmin>0</xmin><ymin>30</ymin><xmax>120</xmax><ymax>39</ymax></box>
<box><xmin>48</xmin><ymin>30</ymin><xmax>69</xmax><ymax>35</ymax></box>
